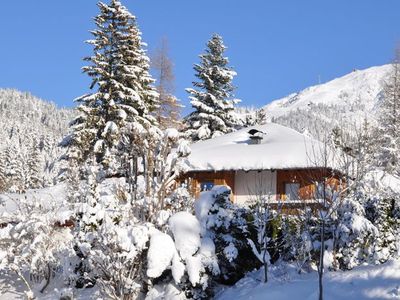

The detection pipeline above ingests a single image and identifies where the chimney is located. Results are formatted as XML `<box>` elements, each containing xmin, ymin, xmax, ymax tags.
<box><xmin>248</xmin><ymin>129</ymin><xmax>265</xmax><ymax>145</ymax></box>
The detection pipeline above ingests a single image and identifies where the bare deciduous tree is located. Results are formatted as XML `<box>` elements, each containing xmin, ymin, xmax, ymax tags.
<box><xmin>151</xmin><ymin>37</ymin><xmax>182</xmax><ymax>129</ymax></box>
<box><xmin>246</xmin><ymin>174</ymin><xmax>282</xmax><ymax>283</ymax></box>
<box><xmin>305</xmin><ymin>127</ymin><xmax>348</xmax><ymax>300</ymax></box>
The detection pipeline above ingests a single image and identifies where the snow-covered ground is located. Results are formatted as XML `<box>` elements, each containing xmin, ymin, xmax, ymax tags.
<box><xmin>0</xmin><ymin>273</ymin><xmax>100</xmax><ymax>300</ymax></box>
<box><xmin>2</xmin><ymin>259</ymin><xmax>400</xmax><ymax>299</ymax></box>
<box><xmin>217</xmin><ymin>259</ymin><xmax>400</xmax><ymax>300</ymax></box>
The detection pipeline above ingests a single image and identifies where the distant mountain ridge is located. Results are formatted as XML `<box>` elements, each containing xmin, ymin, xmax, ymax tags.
<box><xmin>261</xmin><ymin>65</ymin><xmax>391</xmax><ymax>137</ymax></box>
<box><xmin>264</xmin><ymin>65</ymin><xmax>390</xmax><ymax>119</ymax></box>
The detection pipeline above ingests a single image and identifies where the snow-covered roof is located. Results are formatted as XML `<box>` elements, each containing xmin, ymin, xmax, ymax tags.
<box><xmin>185</xmin><ymin>123</ymin><xmax>335</xmax><ymax>172</ymax></box>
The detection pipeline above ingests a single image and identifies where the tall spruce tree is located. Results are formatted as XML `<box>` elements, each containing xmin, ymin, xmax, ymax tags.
<box><xmin>184</xmin><ymin>34</ymin><xmax>242</xmax><ymax>141</ymax></box>
<box><xmin>65</xmin><ymin>0</ymin><xmax>159</xmax><ymax>174</ymax></box>
<box><xmin>376</xmin><ymin>50</ymin><xmax>400</xmax><ymax>176</ymax></box>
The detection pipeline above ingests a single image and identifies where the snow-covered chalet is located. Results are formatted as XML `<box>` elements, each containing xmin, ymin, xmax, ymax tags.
<box><xmin>183</xmin><ymin>123</ymin><xmax>342</xmax><ymax>207</ymax></box>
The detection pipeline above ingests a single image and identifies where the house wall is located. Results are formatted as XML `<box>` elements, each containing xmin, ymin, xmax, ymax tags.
<box><xmin>276</xmin><ymin>168</ymin><xmax>342</xmax><ymax>201</ymax></box>
<box><xmin>234</xmin><ymin>170</ymin><xmax>277</xmax><ymax>205</ymax></box>
<box><xmin>182</xmin><ymin>168</ymin><xmax>343</xmax><ymax>209</ymax></box>
<box><xmin>185</xmin><ymin>171</ymin><xmax>235</xmax><ymax>198</ymax></box>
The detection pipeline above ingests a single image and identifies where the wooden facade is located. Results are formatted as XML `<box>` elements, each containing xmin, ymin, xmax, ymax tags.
<box><xmin>186</xmin><ymin>170</ymin><xmax>235</xmax><ymax>198</ymax></box>
<box><xmin>276</xmin><ymin>168</ymin><xmax>341</xmax><ymax>200</ymax></box>
<box><xmin>183</xmin><ymin>168</ymin><xmax>343</xmax><ymax>206</ymax></box>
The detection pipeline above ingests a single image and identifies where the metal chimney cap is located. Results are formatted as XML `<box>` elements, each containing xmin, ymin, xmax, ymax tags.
<box><xmin>248</xmin><ymin>129</ymin><xmax>265</xmax><ymax>144</ymax></box>
<box><xmin>248</xmin><ymin>129</ymin><xmax>265</xmax><ymax>136</ymax></box>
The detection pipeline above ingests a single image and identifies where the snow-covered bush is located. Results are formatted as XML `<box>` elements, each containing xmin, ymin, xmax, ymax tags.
<box><xmin>334</xmin><ymin>197</ymin><xmax>377</xmax><ymax>270</ymax></box>
<box><xmin>146</xmin><ymin>187</ymin><xmax>260</xmax><ymax>299</ymax></box>
<box><xmin>146</xmin><ymin>211</ymin><xmax>218</xmax><ymax>299</ymax></box>
<box><xmin>339</xmin><ymin>171</ymin><xmax>400</xmax><ymax>267</ymax></box>
<box><xmin>279</xmin><ymin>207</ymin><xmax>340</xmax><ymax>275</ymax></box>
<box><xmin>195</xmin><ymin>186</ymin><xmax>259</xmax><ymax>285</ymax></box>
<box><xmin>68</xmin><ymin>166</ymin><xmax>149</xmax><ymax>298</ymax></box>
<box><xmin>70</xmin><ymin>156</ymin><xmax>195</xmax><ymax>298</ymax></box>
<box><xmin>0</xmin><ymin>195</ymin><xmax>75</xmax><ymax>297</ymax></box>
<box><xmin>364</xmin><ymin>196</ymin><xmax>398</xmax><ymax>263</ymax></box>
<box><xmin>280</xmin><ymin>175</ymin><xmax>400</xmax><ymax>272</ymax></box>
<box><xmin>333</xmin><ymin>182</ymin><xmax>399</xmax><ymax>269</ymax></box>
<box><xmin>88</xmin><ymin>219</ymin><xmax>153</xmax><ymax>299</ymax></box>
<box><xmin>281</xmin><ymin>212</ymin><xmax>315</xmax><ymax>273</ymax></box>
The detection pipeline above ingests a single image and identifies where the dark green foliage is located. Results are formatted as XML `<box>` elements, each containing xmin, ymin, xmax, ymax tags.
<box><xmin>365</xmin><ymin>197</ymin><xmax>398</xmax><ymax>263</ymax></box>
<box><xmin>205</xmin><ymin>188</ymin><xmax>261</xmax><ymax>285</ymax></box>
<box><xmin>64</xmin><ymin>0</ymin><xmax>159</xmax><ymax>175</ymax></box>
<box><xmin>185</xmin><ymin>34</ymin><xmax>242</xmax><ymax>141</ymax></box>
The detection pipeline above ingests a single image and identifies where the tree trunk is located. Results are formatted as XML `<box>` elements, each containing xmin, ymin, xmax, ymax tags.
<box><xmin>318</xmin><ymin>219</ymin><xmax>325</xmax><ymax>300</ymax></box>
<box><xmin>263</xmin><ymin>248</ymin><xmax>268</xmax><ymax>283</ymax></box>
<box><xmin>40</xmin><ymin>263</ymin><xmax>51</xmax><ymax>293</ymax></box>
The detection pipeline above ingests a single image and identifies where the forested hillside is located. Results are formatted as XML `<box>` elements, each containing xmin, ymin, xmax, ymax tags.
<box><xmin>0</xmin><ymin>89</ymin><xmax>74</xmax><ymax>192</ymax></box>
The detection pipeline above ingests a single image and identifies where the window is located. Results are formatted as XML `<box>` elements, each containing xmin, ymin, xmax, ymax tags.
<box><xmin>315</xmin><ymin>182</ymin><xmax>325</xmax><ymax>200</ymax></box>
<box><xmin>200</xmin><ymin>181</ymin><xmax>214</xmax><ymax>192</ymax></box>
<box><xmin>285</xmin><ymin>183</ymin><xmax>300</xmax><ymax>201</ymax></box>
<box><xmin>314</xmin><ymin>181</ymin><xmax>334</xmax><ymax>201</ymax></box>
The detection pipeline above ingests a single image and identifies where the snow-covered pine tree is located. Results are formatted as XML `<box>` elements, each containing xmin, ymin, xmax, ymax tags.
<box><xmin>25</xmin><ymin>139</ymin><xmax>42</xmax><ymax>189</ymax></box>
<box><xmin>0</xmin><ymin>89</ymin><xmax>71</xmax><ymax>191</ymax></box>
<box><xmin>184</xmin><ymin>34</ymin><xmax>242</xmax><ymax>141</ymax></box>
<box><xmin>0</xmin><ymin>149</ymin><xmax>7</xmax><ymax>192</ymax></box>
<box><xmin>376</xmin><ymin>50</ymin><xmax>400</xmax><ymax>176</ymax></box>
<box><xmin>334</xmin><ymin>197</ymin><xmax>377</xmax><ymax>270</ymax></box>
<box><xmin>236</xmin><ymin>106</ymin><xmax>268</xmax><ymax>127</ymax></box>
<box><xmin>65</xmin><ymin>0</ymin><xmax>159</xmax><ymax>175</ymax></box>
<box><xmin>4</xmin><ymin>145</ymin><xmax>24</xmax><ymax>193</ymax></box>
<box><xmin>365</xmin><ymin>195</ymin><xmax>398</xmax><ymax>264</ymax></box>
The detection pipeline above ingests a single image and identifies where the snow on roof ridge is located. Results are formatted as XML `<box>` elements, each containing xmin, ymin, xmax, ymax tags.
<box><xmin>185</xmin><ymin>123</ymin><xmax>333</xmax><ymax>172</ymax></box>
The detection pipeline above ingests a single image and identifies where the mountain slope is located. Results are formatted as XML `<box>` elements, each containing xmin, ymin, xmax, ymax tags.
<box><xmin>264</xmin><ymin>65</ymin><xmax>390</xmax><ymax>119</ymax></box>
<box><xmin>0</xmin><ymin>89</ymin><xmax>74</xmax><ymax>191</ymax></box>
<box><xmin>261</xmin><ymin>65</ymin><xmax>391</xmax><ymax>137</ymax></box>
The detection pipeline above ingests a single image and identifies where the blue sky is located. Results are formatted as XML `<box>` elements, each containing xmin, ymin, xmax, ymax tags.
<box><xmin>1</xmin><ymin>1</ymin><xmax>399</xmax><ymax>115</ymax></box>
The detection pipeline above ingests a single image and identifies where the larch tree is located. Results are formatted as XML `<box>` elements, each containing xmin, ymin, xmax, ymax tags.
<box><xmin>64</xmin><ymin>0</ymin><xmax>159</xmax><ymax>176</ymax></box>
<box><xmin>376</xmin><ymin>49</ymin><xmax>400</xmax><ymax>176</ymax></box>
<box><xmin>151</xmin><ymin>37</ymin><xmax>182</xmax><ymax>129</ymax></box>
<box><xmin>184</xmin><ymin>34</ymin><xmax>242</xmax><ymax>141</ymax></box>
